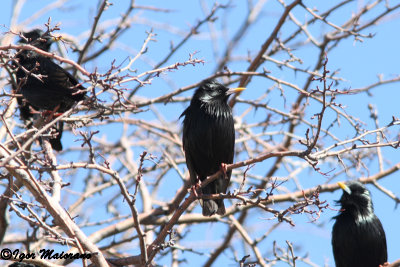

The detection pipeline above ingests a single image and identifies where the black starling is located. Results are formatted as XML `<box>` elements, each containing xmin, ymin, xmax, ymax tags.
<box><xmin>14</xmin><ymin>29</ymin><xmax>86</xmax><ymax>151</ymax></box>
<box><xmin>14</xmin><ymin>30</ymin><xmax>53</xmax><ymax>121</ymax></box>
<box><xmin>332</xmin><ymin>181</ymin><xmax>387</xmax><ymax>267</ymax></box>
<box><xmin>14</xmin><ymin>30</ymin><xmax>61</xmax><ymax>150</ymax></box>
<box><xmin>180</xmin><ymin>79</ymin><xmax>245</xmax><ymax>216</ymax></box>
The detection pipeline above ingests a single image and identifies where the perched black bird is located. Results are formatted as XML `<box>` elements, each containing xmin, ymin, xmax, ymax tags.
<box><xmin>332</xmin><ymin>181</ymin><xmax>387</xmax><ymax>267</ymax></box>
<box><xmin>14</xmin><ymin>29</ymin><xmax>86</xmax><ymax>151</ymax></box>
<box><xmin>14</xmin><ymin>30</ymin><xmax>54</xmax><ymax>121</ymax></box>
<box><xmin>14</xmin><ymin>29</ymin><xmax>62</xmax><ymax>150</ymax></box>
<box><xmin>181</xmin><ymin>79</ymin><xmax>245</xmax><ymax>216</ymax></box>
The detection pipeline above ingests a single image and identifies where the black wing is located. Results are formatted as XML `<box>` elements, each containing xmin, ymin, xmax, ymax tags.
<box><xmin>182</xmin><ymin>105</ymin><xmax>234</xmax><ymax>181</ymax></box>
<box><xmin>17</xmin><ymin>55</ymin><xmax>85</xmax><ymax>111</ymax></box>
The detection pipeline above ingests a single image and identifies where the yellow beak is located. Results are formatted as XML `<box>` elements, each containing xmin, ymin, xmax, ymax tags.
<box><xmin>226</xmin><ymin>87</ymin><xmax>246</xmax><ymax>95</ymax></box>
<box><xmin>337</xmin><ymin>182</ymin><xmax>351</xmax><ymax>194</ymax></box>
<box><xmin>53</xmin><ymin>35</ymin><xmax>63</xmax><ymax>42</ymax></box>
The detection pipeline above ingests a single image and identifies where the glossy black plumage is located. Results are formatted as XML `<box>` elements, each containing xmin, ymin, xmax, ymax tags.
<box><xmin>332</xmin><ymin>181</ymin><xmax>387</xmax><ymax>267</ymax></box>
<box><xmin>181</xmin><ymin>79</ymin><xmax>242</xmax><ymax>216</ymax></box>
<box><xmin>16</xmin><ymin>30</ymin><xmax>86</xmax><ymax>111</ymax></box>
<box><xmin>14</xmin><ymin>29</ymin><xmax>86</xmax><ymax>151</ymax></box>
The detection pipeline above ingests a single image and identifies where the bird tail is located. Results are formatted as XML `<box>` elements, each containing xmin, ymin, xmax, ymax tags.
<box><xmin>37</xmin><ymin>122</ymin><xmax>63</xmax><ymax>151</ymax></box>
<box><xmin>201</xmin><ymin>199</ymin><xmax>225</xmax><ymax>216</ymax></box>
<box><xmin>49</xmin><ymin>137</ymin><xmax>62</xmax><ymax>151</ymax></box>
<box><xmin>48</xmin><ymin>122</ymin><xmax>63</xmax><ymax>151</ymax></box>
<box><xmin>201</xmin><ymin>179</ymin><xmax>227</xmax><ymax>216</ymax></box>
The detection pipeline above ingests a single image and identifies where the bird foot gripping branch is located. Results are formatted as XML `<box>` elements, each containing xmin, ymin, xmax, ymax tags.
<box><xmin>40</xmin><ymin>105</ymin><xmax>62</xmax><ymax>121</ymax></box>
<box><xmin>190</xmin><ymin>184</ymin><xmax>200</xmax><ymax>199</ymax></box>
<box><xmin>220</xmin><ymin>163</ymin><xmax>229</xmax><ymax>179</ymax></box>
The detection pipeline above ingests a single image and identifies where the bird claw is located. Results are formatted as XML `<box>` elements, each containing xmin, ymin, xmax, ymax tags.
<box><xmin>191</xmin><ymin>186</ymin><xmax>199</xmax><ymax>198</ymax></box>
<box><xmin>191</xmin><ymin>182</ymin><xmax>201</xmax><ymax>198</ymax></box>
<box><xmin>41</xmin><ymin>105</ymin><xmax>62</xmax><ymax>122</ymax></box>
<box><xmin>27</xmin><ymin>106</ymin><xmax>40</xmax><ymax>114</ymax></box>
<box><xmin>220</xmin><ymin>163</ymin><xmax>228</xmax><ymax>179</ymax></box>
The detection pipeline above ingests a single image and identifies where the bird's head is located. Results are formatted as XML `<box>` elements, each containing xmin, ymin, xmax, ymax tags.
<box><xmin>192</xmin><ymin>79</ymin><xmax>245</xmax><ymax>105</ymax></box>
<box><xmin>337</xmin><ymin>181</ymin><xmax>374</xmax><ymax>217</ymax></box>
<box><xmin>19</xmin><ymin>29</ymin><xmax>54</xmax><ymax>52</ymax></box>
